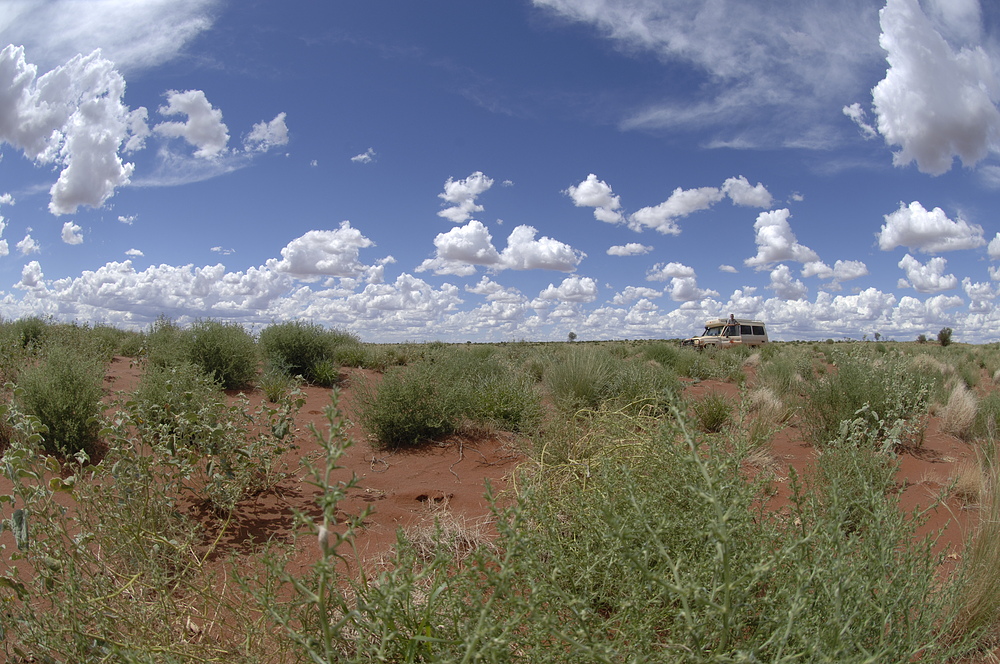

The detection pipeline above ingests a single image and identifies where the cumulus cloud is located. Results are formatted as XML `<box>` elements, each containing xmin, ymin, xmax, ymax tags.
<box><xmin>878</xmin><ymin>201</ymin><xmax>985</xmax><ymax>253</ymax></box>
<box><xmin>897</xmin><ymin>253</ymin><xmax>958</xmax><ymax>293</ymax></box>
<box><xmin>611</xmin><ymin>285</ymin><xmax>662</xmax><ymax>305</ymax></box>
<box><xmin>118</xmin><ymin>214</ymin><xmax>136</xmax><ymax>225</ymax></box>
<box><xmin>767</xmin><ymin>264</ymin><xmax>808</xmax><ymax>300</ymax></box>
<box><xmin>154</xmin><ymin>89</ymin><xmax>229</xmax><ymax>158</ymax></box>
<box><xmin>125</xmin><ymin>248</ymin><xmax>144</xmax><ymax>257</ymax></box>
<box><xmin>16</xmin><ymin>234</ymin><xmax>38</xmax><ymax>255</ymax></box>
<box><xmin>418</xmin><ymin>222</ymin><xmax>584</xmax><ymax>275</ymax></box>
<box><xmin>61</xmin><ymin>221</ymin><xmax>83</xmax><ymax>244</ymax></box>
<box><xmin>499</xmin><ymin>225</ymin><xmax>585</xmax><ymax>271</ymax></box>
<box><xmin>963</xmin><ymin>276</ymin><xmax>995</xmax><ymax>312</ymax></box>
<box><xmin>744</xmin><ymin>208</ymin><xmax>820</xmax><ymax>270</ymax></box>
<box><xmin>438</xmin><ymin>171</ymin><xmax>494</xmax><ymax>223</ymax></box>
<box><xmin>15</xmin><ymin>260</ymin><xmax>42</xmax><ymax>289</ymax></box>
<box><xmin>644</xmin><ymin>262</ymin><xmax>718</xmax><ymax>301</ymax></box>
<box><xmin>872</xmin><ymin>0</ymin><xmax>1000</xmax><ymax>174</ymax></box>
<box><xmin>843</xmin><ymin>102</ymin><xmax>877</xmax><ymax>139</ymax></box>
<box><xmin>629</xmin><ymin>186</ymin><xmax>723</xmax><ymax>234</ymax></box>
<box><xmin>626</xmin><ymin>176</ymin><xmax>772</xmax><ymax>234</ymax></box>
<box><xmin>538</xmin><ymin>276</ymin><xmax>598</xmax><ymax>302</ymax></box>
<box><xmin>244</xmin><ymin>112</ymin><xmax>288</xmax><ymax>152</ymax></box>
<box><xmin>351</xmin><ymin>147</ymin><xmax>376</xmax><ymax>164</ymax></box>
<box><xmin>267</xmin><ymin>221</ymin><xmax>379</xmax><ymax>280</ymax></box>
<box><xmin>719</xmin><ymin>264</ymin><xmax>738</xmax><ymax>273</ymax></box>
<box><xmin>564</xmin><ymin>173</ymin><xmax>624</xmax><ymax>224</ymax></box>
<box><xmin>607</xmin><ymin>243</ymin><xmax>652</xmax><ymax>256</ymax></box>
<box><xmin>0</xmin><ymin>46</ymin><xmax>147</xmax><ymax>215</ymax></box>
<box><xmin>721</xmin><ymin>175</ymin><xmax>773</xmax><ymax>207</ymax></box>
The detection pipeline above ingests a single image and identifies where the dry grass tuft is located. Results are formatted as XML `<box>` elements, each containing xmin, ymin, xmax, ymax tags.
<box><xmin>941</xmin><ymin>382</ymin><xmax>978</xmax><ymax>440</ymax></box>
<box><xmin>955</xmin><ymin>443</ymin><xmax>1000</xmax><ymax>641</ymax></box>
<box><xmin>951</xmin><ymin>459</ymin><xmax>986</xmax><ymax>506</ymax></box>
<box><xmin>747</xmin><ymin>386</ymin><xmax>791</xmax><ymax>424</ymax></box>
<box><xmin>404</xmin><ymin>503</ymin><xmax>498</xmax><ymax>563</ymax></box>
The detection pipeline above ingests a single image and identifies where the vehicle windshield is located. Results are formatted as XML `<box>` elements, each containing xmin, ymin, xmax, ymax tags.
<box><xmin>702</xmin><ymin>326</ymin><xmax>723</xmax><ymax>336</ymax></box>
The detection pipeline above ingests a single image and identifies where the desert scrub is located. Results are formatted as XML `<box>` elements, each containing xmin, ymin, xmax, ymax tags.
<box><xmin>691</xmin><ymin>390</ymin><xmax>734</xmax><ymax>432</ymax></box>
<box><xmin>545</xmin><ymin>346</ymin><xmax>679</xmax><ymax>415</ymax></box>
<box><xmin>130</xmin><ymin>361</ymin><xmax>227</xmax><ymax>448</ymax></box>
<box><xmin>358</xmin><ymin>349</ymin><xmax>541</xmax><ymax>448</ymax></box>
<box><xmin>14</xmin><ymin>345</ymin><xmax>104</xmax><ymax>456</ymax></box>
<box><xmin>941</xmin><ymin>382</ymin><xmax>978</xmax><ymax>440</ymax></box>
<box><xmin>802</xmin><ymin>349</ymin><xmax>934</xmax><ymax>450</ymax></box>
<box><xmin>186</xmin><ymin>318</ymin><xmax>259</xmax><ymax>390</ymax></box>
<box><xmin>259</xmin><ymin>320</ymin><xmax>356</xmax><ymax>386</ymax></box>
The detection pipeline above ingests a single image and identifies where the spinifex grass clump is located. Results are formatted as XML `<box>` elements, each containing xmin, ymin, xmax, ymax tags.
<box><xmin>691</xmin><ymin>390</ymin><xmax>734</xmax><ymax>432</ymax></box>
<box><xmin>14</xmin><ymin>344</ymin><xmax>104</xmax><ymax>457</ymax></box>
<box><xmin>186</xmin><ymin>319</ymin><xmax>259</xmax><ymax>390</ymax></box>
<box><xmin>358</xmin><ymin>347</ymin><xmax>541</xmax><ymax>448</ymax></box>
<box><xmin>545</xmin><ymin>345</ymin><xmax>680</xmax><ymax>415</ymax></box>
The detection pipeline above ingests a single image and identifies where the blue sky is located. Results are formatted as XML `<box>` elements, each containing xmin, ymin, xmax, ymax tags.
<box><xmin>0</xmin><ymin>0</ymin><xmax>998</xmax><ymax>342</ymax></box>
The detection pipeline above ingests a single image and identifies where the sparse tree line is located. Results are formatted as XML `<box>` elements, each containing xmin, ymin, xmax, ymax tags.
<box><xmin>0</xmin><ymin>316</ymin><xmax>999</xmax><ymax>661</ymax></box>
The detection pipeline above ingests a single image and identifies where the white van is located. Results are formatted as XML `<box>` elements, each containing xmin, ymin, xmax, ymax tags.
<box><xmin>681</xmin><ymin>317</ymin><xmax>768</xmax><ymax>348</ymax></box>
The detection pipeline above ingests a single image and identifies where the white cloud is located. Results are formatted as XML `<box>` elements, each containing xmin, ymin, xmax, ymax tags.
<box><xmin>211</xmin><ymin>246</ymin><xmax>234</xmax><ymax>256</ymax></box>
<box><xmin>538</xmin><ymin>276</ymin><xmax>598</xmax><ymax>302</ymax></box>
<box><xmin>0</xmin><ymin>0</ymin><xmax>219</xmax><ymax>73</ymax></box>
<box><xmin>842</xmin><ymin>102</ymin><xmax>877</xmax><ymax>139</ymax></box>
<box><xmin>118</xmin><ymin>214</ymin><xmax>136</xmax><ymax>225</ymax></box>
<box><xmin>564</xmin><ymin>173</ymin><xmax>624</xmax><ymax>224</ymax></box>
<box><xmin>645</xmin><ymin>261</ymin><xmax>695</xmax><ymax>281</ymax></box>
<box><xmin>61</xmin><ymin>221</ymin><xmax>82</xmax><ymax>244</ymax></box>
<box><xmin>629</xmin><ymin>186</ymin><xmax>723</xmax><ymax>234</ymax></box>
<box><xmin>244</xmin><ymin>112</ymin><xmax>288</xmax><ymax>152</ymax></box>
<box><xmin>611</xmin><ymin>285</ymin><xmax>662</xmax><ymax>305</ymax></box>
<box><xmin>719</xmin><ymin>264</ymin><xmax>738</xmax><ymax>273</ymax></box>
<box><xmin>989</xmin><ymin>233</ymin><xmax>1000</xmax><ymax>259</ymax></box>
<box><xmin>832</xmin><ymin>259</ymin><xmax>869</xmax><ymax>282</ymax></box>
<box><xmin>154</xmin><ymin>89</ymin><xmax>229</xmax><ymax>158</ymax></box>
<box><xmin>351</xmin><ymin>147</ymin><xmax>376</xmax><ymax>164</ymax></box>
<box><xmin>267</xmin><ymin>221</ymin><xmax>378</xmax><ymax>280</ymax></box>
<box><xmin>963</xmin><ymin>276</ymin><xmax>995</xmax><ymax>312</ymax></box>
<box><xmin>767</xmin><ymin>264</ymin><xmax>808</xmax><ymax>300</ymax></box>
<box><xmin>435</xmin><ymin>220</ymin><xmax>501</xmax><ymax>264</ymax></box>
<box><xmin>15</xmin><ymin>259</ymin><xmax>42</xmax><ymax>289</ymax></box>
<box><xmin>125</xmin><ymin>248</ymin><xmax>144</xmax><ymax>257</ymax></box>
<box><xmin>418</xmin><ymin>221</ymin><xmax>584</xmax><ymax>275</ymax></box>
<box><xmin>897</xmin><ymin>253</ymin><xmax>958</xmax><ymax>293</ymax></box>
<box><xmin>721</xmin><ymin>175</ymin><xmax>773</xmax><ymax>208</ymax></box>
<box><xmin>533</xmin><ymin>1</ymin><xmax>882</xmax><ymax>147</ymax></box>
<box><xmin>744</xmin><ymin>208</ymin><xmax>820</xmax><ymax>270</ymax></box>
<box><xmin>644</xmin><ymin>262</ymin><xmax>717</xmax><ymax>302</ymax></box>
<box><xmin>16</xmin><ymin>234</ymin><xmax>38</xmax><ymax>255</ymax></box>
<box><xmin>607</xmin><ymin>243</ymin><xmax>652</xmax><ymax>256</ymax></box>
<box><xmin>0</xmin><ymin>46</ymin><xmax>144</xmax><ymax>215</ymax></box>
<box><xmin>877</xmin><ymin>201</ymin><xmax>985</xmax><ymax>253</ymax></box>
<box><xmin>499</xmin><ymin>225</ymin><xmax>585</xmax><ymax>272</ymax></box>
<box><xmin>871</xmin><ymin>0</ymin><xmax>1000</xmax><ymax>174</ymax></box>
<box><xmin>438</xmin><ymin>171</ymin><xmax>493</xmax><ymax>223</ymax></box>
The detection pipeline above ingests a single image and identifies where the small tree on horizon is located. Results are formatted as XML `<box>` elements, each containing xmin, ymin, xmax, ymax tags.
<box><xmin>938</xmin><ymin>327</ymin><xmax>953</xmax><ymax>347</ymax></box>
<box><xmin>567</xmin><ymin>331</ymin><xmax>578</xmax><ymax>342</ymax></box>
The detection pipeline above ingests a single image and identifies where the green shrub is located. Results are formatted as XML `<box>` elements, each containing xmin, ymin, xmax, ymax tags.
<box><xmin>186</xmin><ymin>319</ymin><xmax>258</xmax><ymax>390</ymax></box>
<box><xmin>130</xmin><ymin>362</ymin><xmax>226</xmax><ymax>448</ymax></box>
<box><xmin>259</xmin><ymin>320</ymin><xmax>354</xmax><ymax>385</ymax></box>
<box><xmin>12</xmin><ymin>316</ymin><xmax>48</xmax><ymax>349</ymax></box>
<box><xmin>802</xmin><ymin>350</ymin><xmax>934</xmax><ymax>450</ymax></box>
<box><xmin>15</xmin><ymin>345</ymin><xmax>104</xmax><ymax>457</ymax></box>
<box><xmin>358</xmin><ymin>349</ymin><xmax>541</xmax><ymax>448</ymax></box>
<box><xmin>144</xmin><ymin>315</ymin><xmax>191</xmax><ymax>368</ymax></box>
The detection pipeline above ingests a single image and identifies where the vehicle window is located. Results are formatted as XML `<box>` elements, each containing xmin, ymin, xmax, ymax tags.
<box><xmin>724</xmin><ymin>325</ymin><xmax>739</xmax><ymax>337</ymax></box>
<box><xmin>704</xmin><ymin>327</ymin><xmax>721</xmax><ymax>336</ymax></box>
<box><xmin>740</xmin><ymin>325</ymin><xmax>752</xmax><ymax>335</ymax></box>
<box><xmin>752</xmin><ymin>326</ymin><xmax>765</xmax><ymax>336</ymax></box>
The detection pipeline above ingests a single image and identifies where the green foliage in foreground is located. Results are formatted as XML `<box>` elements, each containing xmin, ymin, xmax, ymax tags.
<box><xmin>240</xmin><ymin>402</ymin><xmax>980</xmax><ymax>663</ymax></box>
<box><xmin>186</xmin><ymin>319</ymin><xmax>259</xmax><ymax>390</ymax></box>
